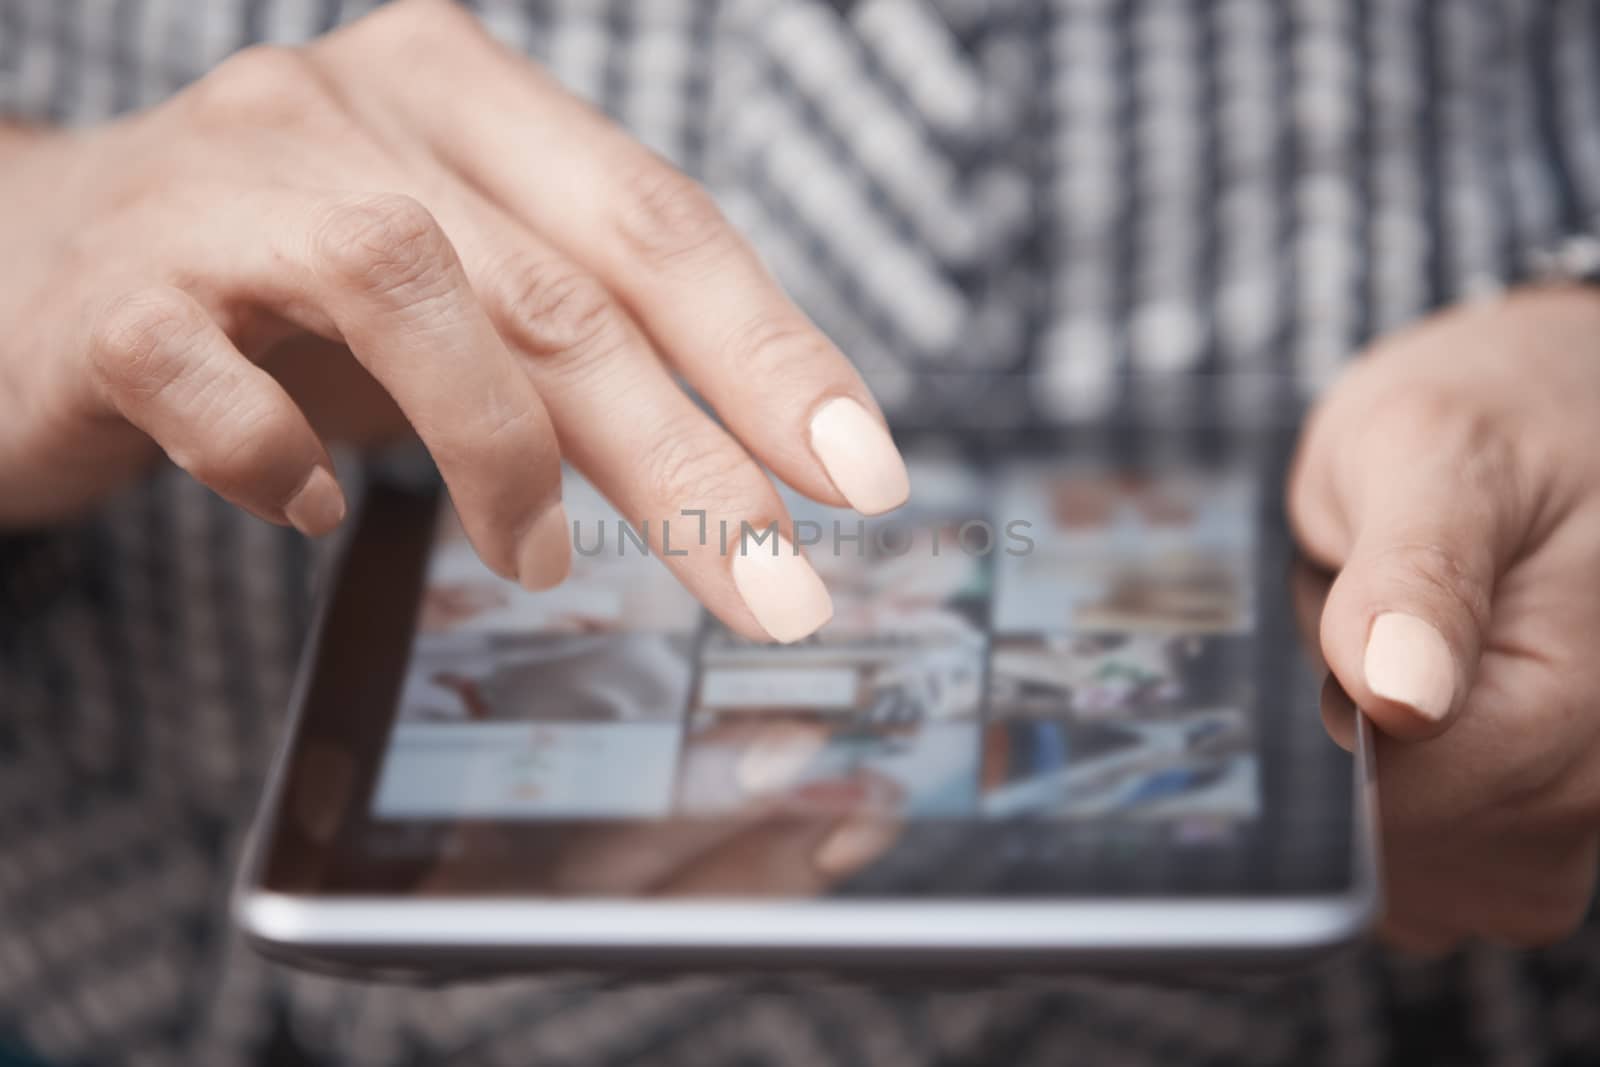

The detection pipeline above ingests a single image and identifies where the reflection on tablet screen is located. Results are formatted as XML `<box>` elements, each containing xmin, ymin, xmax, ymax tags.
<box><xmin>370</xmin><ymin>455</ymin><xmax>1263</xmax><ymax>832</ymax></box>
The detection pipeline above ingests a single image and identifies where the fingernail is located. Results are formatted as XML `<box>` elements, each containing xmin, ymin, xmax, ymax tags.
<box><xmin>730</xmin><ymin>528</ymin><xmax>833</xmax><ymax>643</ymax></box>
<box><xmin>814</xmin><ymin>816</ymin><xmax>898</xmax><ymax>877</ymax></box>
<box><xmin>285</xmin><ymin>466</ymin><xmax>346</xmax><ymax>537</ymax></box>
<box><xmin>808</xmin><ymin>397</ymin><xmax>911</xmax><ymax>516</ymax></box>
<box><xmin>1364</xmin><ymin>612</ymin><xmax>1456</xmax><ymax>722</ymax></box>
<box><xmin>517</xmin><ymin>503</ymin><xmax>571</xmax><ymax>590</ymax></box>
<box><xmin>737</xmin><ymin>725</ymin><xmax>827</xmax><ymax>795</ymax></box>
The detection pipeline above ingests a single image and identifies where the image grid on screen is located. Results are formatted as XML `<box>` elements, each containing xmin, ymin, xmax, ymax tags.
<box><xmin>369</xmin><ymin>455</ymin><xmax>1263</xmax><ymax>833</ymax></box>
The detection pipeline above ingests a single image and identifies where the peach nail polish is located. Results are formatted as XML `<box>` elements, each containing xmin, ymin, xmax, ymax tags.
<box><xmin>285</xmin><ymin>466</ymin><xmax>346</xmax><ymax>537</ymax></box>
<box><xmin>730</xmin><ymin>529</ymin><xmax>834</xmax><ymax>643</ymax></box>
<box><xmin>1363</xmin><ymin>611</ymin><xmax>1456</xmax><ymax>722</ymax></box>
<box><xmin>808</xmin><ymin>397</ymin><xmax>911</xmax><ymax>516</ymax></box>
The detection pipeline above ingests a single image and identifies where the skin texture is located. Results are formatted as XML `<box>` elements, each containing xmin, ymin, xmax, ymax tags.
<box><xmin>1290</xmin><ymin>285</ymin><xmax>1600</xmax><ymax>952</ymax></box>
<box><xmin>0</xmin><ymin>1</ymin><xmax>1596</xmax><ymax>953</ymax></box>
<box><xmin>0</xmin><ymin>0</ymin><xmax>907</xmax><ymax>644</ymax></box>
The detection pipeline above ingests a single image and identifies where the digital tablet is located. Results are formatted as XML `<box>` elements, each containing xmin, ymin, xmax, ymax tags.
<box><xmin>233</xmin><ymin>424</ymin><xmax>1379</xmax><ymax>977</ymax></box>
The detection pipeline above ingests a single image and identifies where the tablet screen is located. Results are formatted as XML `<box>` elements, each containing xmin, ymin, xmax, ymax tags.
<box><xmin>373</xmin><ymin>459</ymin><xmax>1259</xmax><ymax>829</ymax></box>
<box><xmin>264</xmin><ymin>430</ymin><xmax>1356</xmax><ymax>899</ymax></box>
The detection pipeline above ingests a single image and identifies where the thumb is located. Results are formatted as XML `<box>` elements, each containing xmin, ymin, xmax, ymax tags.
<box><xmin>1291</xmin><ymin>409</ymin><xmax>1522</xmax><ymax>740</ymax></box>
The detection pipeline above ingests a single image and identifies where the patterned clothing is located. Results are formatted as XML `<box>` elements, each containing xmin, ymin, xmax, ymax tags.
<box><xmin>2</xmin><ymin>1</ymin><xmax>1599</xmax><ymax>1064</ymax></box>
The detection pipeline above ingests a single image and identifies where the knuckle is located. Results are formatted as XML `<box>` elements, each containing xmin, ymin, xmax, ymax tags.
<box><xmin>1425</xmin><ymin>399</ymin><xmax>1519</xmax><ymax>494</ymax></box>
<box><xmin>188</xmin><ymin>45</ymin><xmax>328</xmax><ymax>126</ymax></box>
<box><xmin>1368</xmin><ymin>384</ymin><xmax>1451</xmax><ymax>447</ymax></box>
<box><xmin>721</xmin><ymin>314</ymin><xmax>830</xmax><ymax>379</ymax></box>
<box><xmin>1377</xmin><ymin>387</ymin><xmax>1519</xmax><ymax>494</ymax></box>
<box><xmin>89</xmin><ymin>289</ymin><xmax>201</xmax><ymax>400</ymax></box>
<box><xmin>1458</xmin><ymin>427</ymin><xmax>1523</xmax><ymax>525</ymax></box>
<box><xmin>1376</xmin><ymin>539</ymin><xmax>1494</xmax><ymax>637</ymax></box>
<box><xmin>314</xmin><ymin>194</ymin><xmax>454</xmax><ymax>301</ymax></box>
<box><xmin>639</xmin><ymin>417</ymin><xmax>757</xmax><ymax>515</ymax></box>
<box><xmin>614</xmin><ymin>163</ymin><xmax>732</xmax><ymax>269</ymax></box>
<box><xmin>495</xmin><ymin>259</ymin><xmax>625</xmax><ymax>360</ymax></box>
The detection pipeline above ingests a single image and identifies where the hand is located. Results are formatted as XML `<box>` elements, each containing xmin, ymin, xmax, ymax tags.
<box><xmin>0</xmin><ymin>0</ymin><xmax>911</xmax><ymax>644</ymax></box>
<box><xmin>1289</xmin><ymin>285</ymin><xmax>1600</xmax><ymax>950</ymax></box>
<box><xmin>418</xmin><ymin>722</ymin><xmax>904</xmax><ymax>896</ymax></box>
<box><xmin>417</xmin><ymin>583</ymin><xmax>508</xmax><ymax>632</ymax></box>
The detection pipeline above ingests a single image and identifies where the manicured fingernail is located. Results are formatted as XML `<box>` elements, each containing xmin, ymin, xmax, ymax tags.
<box><xmin>517</xmin><ymin>503</ymin><xmax>571</xmax><ymax>591</ymax></box>
<box><xmin>814</xmin><ymin>816</ymin><xmax>898</xmax><ymax>877</ymax></box>
<box><xmin>730</xmin><ymin>529</ymin><xmax>833</xmax><ymax>643</ymax></box>
<box><xmin>808</xmin><ymin>397</ymin><xmax>911</xmax><ymax>516</ymax></box>
<box><xmin>737</xmin><ymin>725</ymin><xmax>826</xmax><ymax>794</ymax></box>
<box><xmin>1364</xmin><ymin>612</ymin><xmax>1456</xmax><ymax>722</ymax></box>
<box><xmin>285</xmin><ymin>466</ymin><xmax>346</xmax><ymax>537</ymax></box>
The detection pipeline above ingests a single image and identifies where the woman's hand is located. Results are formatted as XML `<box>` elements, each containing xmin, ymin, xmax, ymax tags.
<box><xmin>417</xmin><ymin>721</ymin><xmax>904</xmax><ymax>897</ymax></box>
<box><xmin>1290</xmin><ymin>285</ymin><xmax>1600</xmax><ymax>950</ymax></box>
<box><xmin>0</xmin><ymin>0</ymin><xmax>910</xmax><ymax>644</ymax></box>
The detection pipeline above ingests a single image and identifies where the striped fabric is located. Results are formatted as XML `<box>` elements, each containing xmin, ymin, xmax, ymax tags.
<box><xmin>2</xmin><ymin>1</ymin><xmax>1599</xmax><ymax>1065</ymax></box>
<box><xmin>8</xmin><ymin>0</ymin><xmax>1600</xmax><ymax>418</ymax></box>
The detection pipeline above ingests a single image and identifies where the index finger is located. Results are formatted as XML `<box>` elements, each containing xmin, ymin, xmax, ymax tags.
<box><xmin>329</xmin><ymin>4</ymin><xmax>911</xmax><ymax>516</ymax></box>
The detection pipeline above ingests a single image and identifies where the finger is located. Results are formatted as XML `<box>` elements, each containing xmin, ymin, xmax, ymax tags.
<box><xmin>809</xmin><ymin>771</ymin><xmax>905</xmax><ymax>878</ymax></box>
<box><xmin>199</xmin><ymin>191</ymin><xmax>571</xmax><ymax>589</ymax></box>
<box><xmin>657</xmin><ymin>773</ymin><xmax>904</xmax><ymax>896</ymax></box>
<box><xmin>424</xmin><ymin>189</ymin><xmax>834</xmax><ymax>643</ymax></box>
<box><xmin>679</xmin><ymin>716</ymin><xmax>827</xmax><ymax>810</ymax></box>
<box><xmin>82</xmin><ymin>287</ymin><xmax>345</xmax><ymax>535</ymax></box>
<box><xmin>538</xmin><ymin>807</ymin><xmax>785</xmax><ymax>896</ymax></box>
<box><xmin>529</xmin><ymin>720</ymin><xmax>833</xmax><ymax>894</ymax></box>
<box><xmin>1290</xmin><ymin>400</ymin><xmax>1524</xmax><ymax>739</ymax></box>
<box><xmin>327</xmin><ymin>3</ymin><xmax>911</xmax><ymax>515</ymax></box>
